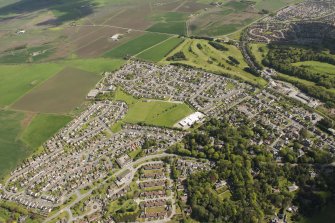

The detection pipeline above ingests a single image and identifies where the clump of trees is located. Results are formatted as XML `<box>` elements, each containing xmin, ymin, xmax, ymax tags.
<box><xmin>263</xmin><ymin>45</ymin><xmax>335</xmax><ymax>106</ymax></box>
<box><xmin>167</xmin><ymin>51</ymin><xmax>186</xmax><ymax>61</ymax></box>
<box><xmin>168</xmin><ymin>117</ymin><xmax>335</xmax><ymax>222</ymax></box>
<box><xmin>208</xmin><ymin>41</ymin><xmax>228</xmax><ymax>51</ymax></box>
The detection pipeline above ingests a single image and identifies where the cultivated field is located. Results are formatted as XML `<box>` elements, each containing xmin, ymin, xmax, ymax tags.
<box><xmin>12</xmin><ymin>67</ymin><xmax>100</xmax><ymax>113</ymax></box>
<box><xmin>21</xmin><ymin>114</ymin><xmax>72</xmax><ymax>149</ymax></box>
<box><xmin>137</xmin><ymin>37</ymin><xmax>184</xmax><ymax>62</ymax></box>
<box><xmin>189</xmin><ymin>0</ymin><xmax>303</xmax><ymax>37</ymax></box>
<box><xmin>0</xmin><ymin>58</ymin><xmax>124</xmax><ymax>108</ymax></box>
<box><xmin>0</xmin><ymin>63</ymin><xmax>63</xmax><ymax>107</ymax></box>
<box><xmin>104</xmin><ymin>33</ymin><xmax>171</xmax><ymax>59</ymax></box>
<box><xmin>0</xmin><ymin>110</ymin><xmax>27</xmax><ymax>180</ymax></box>
<box><xmin>147</xmin><ymin>12</ymin><xmax>188</xmax><ymax>35</ymax></box>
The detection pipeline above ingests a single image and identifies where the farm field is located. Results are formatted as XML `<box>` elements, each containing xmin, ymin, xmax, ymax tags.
<box><xmin>0</xmin><ymin>63</ymin><xmax>63</xmax><ymax>107</ymax></box>
<box><xmin>0</xmin><ymin>45</ymin><xmax>55</xmax><ymax>64</ymax></box>
<box><xmin>104</xmin><ymin>33</ymin><xmax>171</xmax><ymax>59</ymax></box>
<box><xmin>189</xmin><ymin>0</ymin><xmax>302</xmax><ymax>37</ymax></box>
<box><xmin>147</xmin><ymin>12</ymin><xmax>188</xmax><ymax>35</ymax></box>
<box><xmin>114</xmin><ymin>89</ymin><xmax>194</xmax><ymax>127</ymax></box>
<box><xmin>136</xmin><ymin>37</ymin><xmax>184</xmax><ymax>62</ymax></box>
<box><xmin>12</xmin><ymin>67</ymin><xmax>100</xmax><ymax>113</ymax></box>
<box><xmin>163</xmin><ymin>39</ymin><xmax>267</xmax><ymax>86</ymax></box>
<box><xmin>20</xmin><ymin>114</ymin><xmax>72</xmax><ymax>149</ymax></box>
<box><xmin>0</xmin><ymin>58</ymin><xmax>124</xmax><ymax>108</ymax></box>
<box><xmin>0</xmin><ymin>110</ymin><xmax>27</xmax><ymax>180</ymax></box>
<box><xmin>292</xmin><ymin>61</ymin><xmax>335</xmax><ymax>76</ymax></box>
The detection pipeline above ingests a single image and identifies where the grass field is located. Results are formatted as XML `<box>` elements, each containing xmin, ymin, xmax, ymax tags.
<box><xmin>292</xmin><ymin>61</ymin><xmax>335</xmax><ymax>76</ymax></box>
<box><xmin>0</xmin><ymin>45</ymin><xmax>55</xmax><ymax>64</ymax></box>
<box><xmin>278</xmin><ymin>73</ymin><xmax>335</xmax><ymax>94</ymax></box>
<box><xmin>21</xmin><ymin>114</ymin><xmax>72</xmax><ymax>149</ymax></box>
<box><xmin>0</xmin><ymin>58</ymin><xmax>124</xmax><ymax>109</ymax></box>
<box><xmin>0</xmin><ymin>63</ymin><xmax>63</xmax><ymax>107</ymax></box>
<box><xmin>0</xmin><ymin>110</ymin><xmax>27</xmax><ymax>180</ymax></box>
<box><xmin>163</xmin><ymin>39</ymin><xmax>267</xmax><ymax>86</ymax></box>
<box><xmin>12</xmin><ymin>67</ymin><xmax>100</xmax><ymax>113</ymax></box>
<box><xmin>104</xmin><ymin>33</ymin><xmax>171</xmax><ymax>59</ymax></box>
<box><xmin>249</xmin><ymin>43</ymin><xmax>269</xmax><ymax>65</ymax></box>
<box><xmin>114</xmin><ymin>89</ymin><xmax>194</xmax><ymax>127</ymax></box>
<box><xmin>147</xmin><ymin>12</ymin><xmax>188</xmax><ymax>35</ymax></box>
<box><xmin>136</xmin><ymin>37</ymin><xmax>184</xmax><ymax>62</ymax></box>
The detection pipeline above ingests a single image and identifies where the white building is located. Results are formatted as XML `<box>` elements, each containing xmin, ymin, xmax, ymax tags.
<box><xmin>178</xmin><ymin>112</ymin><xmax>205</xmax><ymax>128</ymax></box>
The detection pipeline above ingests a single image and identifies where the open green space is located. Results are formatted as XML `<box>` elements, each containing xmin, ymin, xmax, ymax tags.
<box><xmin>108</xmin><ymin>199</ymin><xmax>139</xmax><ymax>222</ymax></box>
<box><xmin>0</xmin><ymin>110</ymin><xmax>27</xmax><ymax>180</ymax></box>
<box><xmin>21</xmin><ymin>114</ymin><xmax>72</xmax><ymax>149</ymax></box>
<box><xmin>249</xmin><ymin>43</ymin><xmax>269</xmax><ymax>65</ymax></box>
<box><xmin>114</xmin><ymin>89</ymin><xmax>194</xmax><ymax>127</ymax></box>
<box><xmin>12</xmin><ymin>67</ymin><xmax>100</xmax><ymax>113</ymax></box>
<box><xmin>292</xmin><ymin>61</ymin><xmax>335</xmax><ymax>76</ymax></box>
<box><xmin>104</xmin><ymin>33</ymin><xmax>171</xmax><ymax>59</ymax></box>
<box><xmin>163</xmin><ymin>39</ymin><xmax>267</xmax><ymax>86</ymax></box>
<box><xmin>137</xmin><ymin>37</ymin><xmax>184</xmax><ymax>62</ymax></box>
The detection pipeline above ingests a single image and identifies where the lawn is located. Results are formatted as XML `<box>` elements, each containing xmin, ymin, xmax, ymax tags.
<box><xmin>12</xmin><ymin>67</ymin><xmax>101</xmax><ymax>113</ymax></box>
<box><xmin>137</xmin><ymin>37</ymin><xmax>184</xmax><ymax>62</ymax></box>
<box><xmin>292</xmin><ymin>61</ymin><xmax>335</xmax><ymax>76</ymax></box>
<box><xmin>20</xmin><ymin>114</ymin><xmax>72</xmax><ymax>149</ymax></box>
<box><xmin>114</xmin><ymin>89</ymin><xmax>194</xmax><ymax>127</ymax></box>
<box><xmin>163</xmin><ymin>39</ymin><xmax>267</xmax><ymax>86</ymax></box>
<box><xmin>104</xmin><ymin>33</ymin><xmax>171</xmax><ymax>59</ymax></box>
<box><xmin>0</xmin><ymin>110</ymin><xmax>28</xmax><ymax>180</ymax></box>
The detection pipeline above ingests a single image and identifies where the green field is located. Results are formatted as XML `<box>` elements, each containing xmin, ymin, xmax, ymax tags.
<box><xmin>0</xmin><ymin>58</ymin><xmax>124</xmax><ymax>108</ymax></box>
<box><xmin>21</xmin><ymin>114</ymin><xmax>72</xmax><ymax>149</ymax></box>
<box><xmin>137</xmin><ymin>37</ymin><xmax>184</xmax><ymax>62</ymax></box>
<box><xmin>147</xmin><ymin>12</ymin><xmax>188</xmax><ymax>35</ymax></box>
<box><xmin>249</xmin><ymin>43</ymin><xmax>269</xmax><ymax>65</ymax></box>
<box><xmin>277</xmin><ymin>73</ymin><xmax>335</xmax><ymax>94</ymax></box>
<box><xmin>0</xmin><ymin>110</ymin><xmax>27</xmax><ymax>180</ymax></box>
<box><xmin>292</xmin><ymin>61</ymin><xmax>335</xmax><ymax>76</ymax></box>
<box><xmin>0</xmin><ymin>45</ymin><xmax>55</xmax><ymax>64</ymax></box>
<box><xmin>12</xmin><ymin>67</ymin><xmax>100</xmax><ymax>113</ymax></box>
<box><xmin>0</xmin><ymin>63</ymin><xmax>63</xmax><ymax>107</ymax></box>
<box><xmin>163</xmin><ymin>39</ymin><xmax>267</xmax><ymax>86</ymax></box>
<box><xmin>104</xmin><ymin>33</ymin><xmax>171</xmax><ymax>59</ymax></box>
<box><xmin>114</xmin><ymin>89</ymin><xmax>194</xmax><ymax>127</ymax></box>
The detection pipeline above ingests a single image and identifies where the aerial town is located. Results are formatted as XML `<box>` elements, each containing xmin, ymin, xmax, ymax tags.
<box><xmin>0</xmin><ymin>0</ymin><xmax>335</xmax><ymax>222</ymax></box>
<box><xmin>1</xmin><ymin>58</ymin><xmax>334</xmax><ymax>222</ymax></box>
